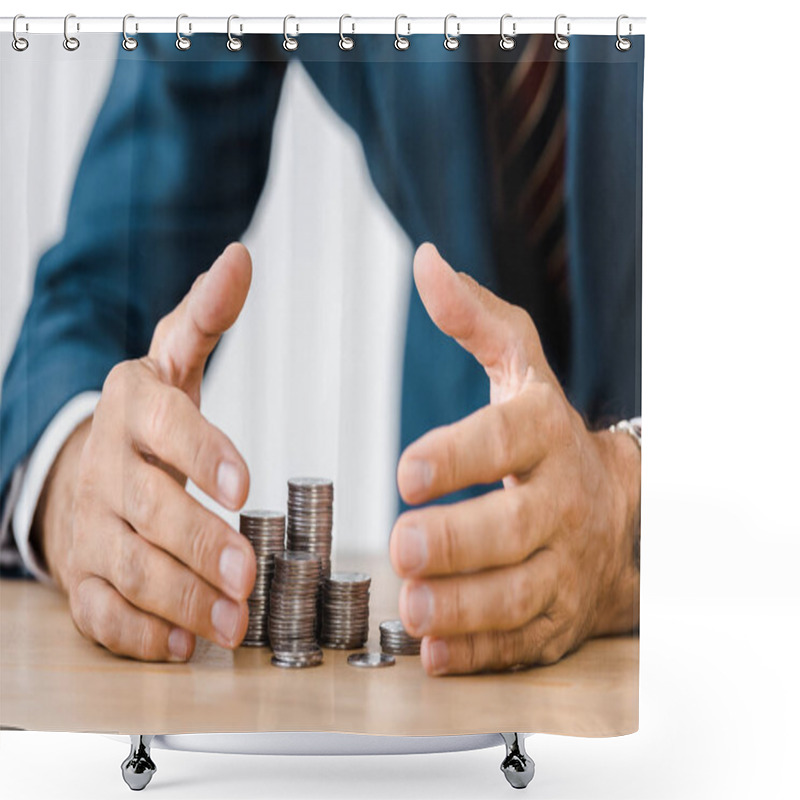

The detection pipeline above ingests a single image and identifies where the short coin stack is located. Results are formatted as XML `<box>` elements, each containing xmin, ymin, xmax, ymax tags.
<box><xmin>320</xmin><ymin>572</ymin><xmax>371</xmax><ymax>649</ymax></box>
<box><xmin>379</xmin><ymin>619</ymin><xmax>422</xmax><ymax>656</ymax></box>
<box><xmin>239</xmin><ymin>510</ymin><xmax>286</xmax><ymax>646</ymax></box>
<box><xmin>269</xmin><ymin>551</ymin><xmax>324</xmax><ymax>668</ymax></box>
<box><xmin>286</xmin><ymin>478</ymin><xmax>334</xmax><ymax>578</ymax></box>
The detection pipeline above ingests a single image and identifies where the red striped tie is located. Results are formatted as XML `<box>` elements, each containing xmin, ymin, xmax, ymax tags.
<box><xmin>479</xmin><ymin>34</ymin><xmax>571</xmax><ymax>374</ymax></box>
<box><xmin>490</xmin><ymin>35</ymin><xmax>568</xmax><ymax>291</ymax></box>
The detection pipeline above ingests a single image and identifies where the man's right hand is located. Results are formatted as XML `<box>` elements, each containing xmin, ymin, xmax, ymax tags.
<box><xmin>32</xmin><ymin>242</ymin><xmax>256</xmax><ymax>661</ymax></box>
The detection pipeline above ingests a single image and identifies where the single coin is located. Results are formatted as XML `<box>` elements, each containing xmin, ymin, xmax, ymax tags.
<box><xmin>327</xmin><ymin>571</ymin><xmax>370</xmax><ymax>584</ymax></box>
<box><xmin>271</xmin><ymin>653</ymin><xmax>324</xmax><ymax>669</ymax></box>
<box><xmin>379</xmin><ymin>619</ymin><xmax>406</xmax><ymax>634</ymax></box>
<box><xmin>288</xmin><ymin>477</ymin><xmax>334</xmax><ymax>488</ymax></box>
<box><xmin>347</xmin><ymin>652</ymin><xmax>396</xmax><ymax>669</ymax></box>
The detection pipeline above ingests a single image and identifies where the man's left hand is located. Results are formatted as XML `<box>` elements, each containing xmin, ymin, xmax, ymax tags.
<box><xmin>389</xmin><ymin>243</ymin><xmax>641</xmax><ymax>676</ymax></box>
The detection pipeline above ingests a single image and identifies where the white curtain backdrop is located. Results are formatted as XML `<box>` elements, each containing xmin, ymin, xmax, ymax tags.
<box><xmin>0</xmin><ymin>37</ymin><xmax>412</xmax><ymax>558</ymax></box>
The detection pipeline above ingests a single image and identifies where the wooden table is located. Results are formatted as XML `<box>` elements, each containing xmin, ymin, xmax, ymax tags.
<box><xmin>1</xmin><ymin>554</ymin><xmax>638</xmax><ymax>737</ymax></box>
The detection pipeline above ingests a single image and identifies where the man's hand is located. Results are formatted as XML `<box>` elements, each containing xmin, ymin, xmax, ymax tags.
<box><xmin>33</xmin><ymin>243</ymin><xmax>256</xmax><ymax>661</ymax></box>
<box><xmin>389</xmin><ymin>243</ymin><xmax>641</xmax><ymax>675</ymax></box>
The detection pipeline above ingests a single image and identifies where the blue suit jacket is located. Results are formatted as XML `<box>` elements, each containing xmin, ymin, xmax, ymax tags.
<box><xmin>0</xmin><ymin>34</ymin><xmax>643</xmax><ymax>529</ymax></box>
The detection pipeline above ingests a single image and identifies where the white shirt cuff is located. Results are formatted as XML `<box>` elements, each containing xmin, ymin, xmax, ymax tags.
<box><xmin>0</xmin><ymin>463</ymin><xmax>26</xmax><ymax>571</ymax></box>
<box><xmin>9</xmin><ymin>391</ymin><xmax>100</xmax><ymax>585</ymax></box>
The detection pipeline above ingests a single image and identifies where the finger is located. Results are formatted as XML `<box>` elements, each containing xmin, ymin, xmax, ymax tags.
<box><xmin>70</xmin><ymin>574</ymin><xmax>196</xmax><ymax>662</ymax></box>
<box><xmin>398</xmin><ymin>551</ymin><xmax>558</xmax><ymax>639</ymax></box>
<box><xmin>396</xmin><ymin>382</ymin><xmax>559</xmax><ymax>504</ymax></box>
<box><xmin>118</xmin><ymin>363</ymin><xmax>249</xmax><ymax>510</ymax></box>
<box><xmin>390</xmin><ymin>483</ymin><xmax>557</xmax><ymax>578</ymax></box>
<box><xmin>413</xmin><ymin>242</ymin><xmax>546</xmax><ymax>377</ymax></box>
<box><xmin>420</xmin><ymin>615</ymin><xmax>565</xmax><ymax>676</ymax></box>
<box><xmin>148</xmin><ymin>241</ymin><xmax>252</xmax><ymax>393</ymax></box>
<box><xmin>82</xmin><ymin>511</ymin><xmax>248</xmax><ymax>650</ymax></box>
<box><xmin>112</xmin><ymin>455</ymin><xmax>255</xmax><ymax>601</ymax></box>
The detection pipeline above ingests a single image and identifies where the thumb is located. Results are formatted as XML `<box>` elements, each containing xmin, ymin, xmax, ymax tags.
<box><xmin>413</xmin><ymin>242</ymin><xmax>546</xmax><ymax>376</ymax></box>
<box><xmin>149</xmin><ymin>242</ymin><xmax>252</xmax><ymax>393</ymax></box>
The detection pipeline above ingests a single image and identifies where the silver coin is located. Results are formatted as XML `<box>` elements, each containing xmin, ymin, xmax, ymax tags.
<box><xmin>379</xmin><ymin>620</ymin><xmax>407</xmax><ymax>635</ymax></box>
<box><xmin>327</xmin><ymin>571</ymin><xmax>369</xmax><ymax>584</ymax></box>
<box><xmin>288</xmin><ymin>476</ymin><xmax>334</xmax><ymax>487</ymax></box>
<box><xmin>321</xmin><ymin>599</ymin><xmax>369</xmax><ymax>608</ymax></box>
<box><xmin>241</xmin><ymin>509</ymin><xmax>285</xmax><ymax>520</ymax></box>
<box><xmin>271</xmin><ymin>654</ymin><xmax>324</xmax><ymax>669</ymax></box>
<box><xmin>347</xmin><ymin>652</ymin><xmax>396</xmax><ymax>668</ymax></box>
<box><xmin>276</xmin><ymin>552</ymin><xmax>321</xmax><ymax>562</ymax></box>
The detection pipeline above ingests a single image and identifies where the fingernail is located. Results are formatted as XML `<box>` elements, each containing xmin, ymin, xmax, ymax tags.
<box><xmin>401</xmin><ymin>459</ymin><xmax>432</xmax><ymax>497</ymax></box>
<box><xmin>219</xmin><ymin>547</ymin><xmax>247</xmax><ymax>596</ymax></box>
<box><xmin>397</xmin><ymin>525</ymin><xmax>427</xmax><ymax>573</ymax></box>
<box><xmin>427</xmin><ymin>639</ymin><xmax>449</xmax><ymax>675</ymax></box>
<box><xmin>168</xmin><ymin>627</ymin><xmax>192</xmax><ymax>661</ymax></box>
<box><xmin>212</xmin><ymin>598</ymin><xmax>241</xmax><ymax>645</ymax></box>
<box><xmin>405</xmin><ymin>583</ymin><xmax>433</xmax><ymax>633</ymax></box>
<box><xmin>217</xmin><ymin>461</ymin><xmax>242</xmax><ymax>508</ymax></box>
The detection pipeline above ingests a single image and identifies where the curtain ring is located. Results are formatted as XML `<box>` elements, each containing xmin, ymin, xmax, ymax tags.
<box><xmin>63</xmin><ymin>13</ymin><xmax>80</xmax><ymax>51</ymax></box>
<box><xmin>394</xmin><ymin>15</ymin><xmax>410</xmax><ymax>50</ymax></box>
<box><xmin>12</xmin><ymin>14</ymin><xmax>29</xmax><ymax>52</ymax></box>
<box><xmin>554</xmin><ymin>14</ymin><xmax>570</xmax><ymax>51</ymax></box>
<box><xmin>283</xmin><ymin>15</ymin><xmax>299</xmax><ymax>51</ymax></box>
<box><xmin>227</xmin><ymin>15</ymin><xmax>242</xmax><ymax>51</ymax></box>
<box><xmin>616</xmin><ymin>14</ymin><xmax>632</xmax><ymax>51</ymax></box>
<box><xmin>121</xmin><ymin>14</ymin><xmax>138</xmax><ymax>51</ymax></box>
<box><xmin>339</xmin><ymin>14</ymin><xmax>355</xmax><ymax>51</ymax></box>
<box><xmin>499</xmin><ymin>14</ymin><xmax>516</xmax><ymax>50</ymax></box>
<box><xmin>175</xmin><ymin>14</ymin><xmax>191</xmax><ymax>50</ymax></box>
<box><xmin>443</xmin><ymin>14</ymin><xmax>460</xmax><ymax>51</ymax></box>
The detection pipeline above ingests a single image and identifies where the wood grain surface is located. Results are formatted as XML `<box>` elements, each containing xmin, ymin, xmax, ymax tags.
<box><xmin>1</xmin><ymin>553</ymin><xmax>638</xmax><ymax>736</ymax></box>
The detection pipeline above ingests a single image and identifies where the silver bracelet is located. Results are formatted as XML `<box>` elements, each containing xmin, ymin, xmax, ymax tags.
<box><xmin>609</xmin><ymin>416</ymin><xmax>641</xmax><ymax>450</ymax></box>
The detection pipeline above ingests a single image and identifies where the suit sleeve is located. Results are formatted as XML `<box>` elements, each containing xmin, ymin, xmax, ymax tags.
<box><xmin>0</xmin><ymin>34</ymin><xmax>287</xmax><ymax>515</ymax></box>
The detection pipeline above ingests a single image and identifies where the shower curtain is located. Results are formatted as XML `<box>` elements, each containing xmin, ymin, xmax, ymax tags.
<box><xmin>0</xmin><ymin>18</ymin><xmax>643</xmax><ymax>743</ymax></box>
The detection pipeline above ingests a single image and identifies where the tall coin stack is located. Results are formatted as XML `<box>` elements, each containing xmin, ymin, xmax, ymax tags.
<box><xmin>239</xmin><ymin>510</ymin><xmax>286</xmax><ymax>646</ymax></box>
<box><xmin>268</xmin><ymin>551</ymin><xmax>324</xmax><ymax>668</ymax></box>
<box><xmin>286</xmin><ymin>478</ymin><xmax>334</xmax><ymax>578</ymax></box>
<box><xmin>380</xmin><ymin>619</ymin><xmax>422</xmax><ymax>656</ymax></box>
<box><xmin>320</xmin><ymin>572</ymin><xmax>371</xmax><ymax>649</ymax></box>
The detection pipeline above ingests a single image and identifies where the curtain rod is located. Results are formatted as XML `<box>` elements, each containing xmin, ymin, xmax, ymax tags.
<box><xmin>0</xmin><ymin>16</ymin><xmax>646</xmax><ymax>37</ymax></box>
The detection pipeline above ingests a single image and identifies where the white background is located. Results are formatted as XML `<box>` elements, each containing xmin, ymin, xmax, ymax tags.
<box><xmin>1</xmin><ymin>1</ymin><xmax>799</xmax><ymax>799</ymax></box>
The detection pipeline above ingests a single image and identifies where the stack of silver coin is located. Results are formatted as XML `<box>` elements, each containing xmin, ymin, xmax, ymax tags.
<box><xmin>286</xmin><ymin>478</ymin><xmax>334</xmax><ymax>578</ymax></box>
<box><xmin>268</xmin><ymin>551</ymin><xmax>324</xmax><ymax>668</ymax></box>
<box><xmin>239</xmin><ymin>510</ymin><xmax>286</xmax><ymax>646</ymax></box>
<box><xmin>379</xmin><ymin>619</ymin><xmax>422</xmax><ymax>656</ymax></box>
<box><xmin>320</xmin><ymin>572</ymin><xmax>371</xmax><ymax>649</ymax></box>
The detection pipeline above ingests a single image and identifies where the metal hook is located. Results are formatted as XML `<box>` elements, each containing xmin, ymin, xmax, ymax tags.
<box><xmin>122</xmin><ymin>14</ymin><xmax>138</xmax><ymax>51</ymax></box>
<box><xmin>444</xmin><ymin>13</ymin><xmax>460</xmax><ymax>51</ymax></box>
<box><xmin>63</xmin><ymin>13</ymin><xmax>80</xmax><ymax>51</ymax></box>
<box><xmin>339</xmin><ymin>14</ymin><xmax>355</xmax><ymax>51</ymax></box>
<box><xmin>499</xmin><ymin>14</ymin><xmax>516</xmax><ymax>50</ymax></box>
<box><xmin>176</xmin><ymin>13</ymin><xmax>191</xmax><ymax>50</ymax></box>
<box><xmin>394</xmin><ymin>14</ymin><xmax>410</xmax><ymax>50</ymax></box>
<box><xmin>616</xmin><ymin>14</ymin><xmax>632</xmax><ymax>51</ymax></box>
<box><xmin>283</xmin><ymin>15</ymin><xmax>299</xmax><ymax>51</ymax></box>
<box><xmin>12</xmin><ymin>14</ymin><xmax>28</xmax><ymax>52</ymax></box>
<box><xmin>554</xmin><ymin>14</ymin><xmax>570</xmax><ymax>51</ymax></box>
<box><xmin>227</xmin><ymin>15</ymin><xmax>242</xmax><ymax>51</ymax></box>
